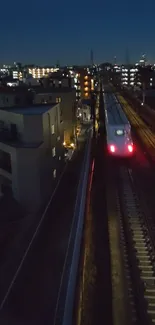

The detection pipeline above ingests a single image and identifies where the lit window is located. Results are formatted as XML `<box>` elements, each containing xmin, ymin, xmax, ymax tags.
<box><xmin>84</xmin><ymin>87</ymin><xmax>88</xmax><ymax>91</ymax></box>
<box><xmin>51</xmin><ymin>124</ymin><xmax>54</xmax><ymax>134</ymax></box>
<box><xmin>52</xmin><ymin>147</ymin><xmax>56</xmax><ymax>157</ymax></box>
<box><xmin>59</xmin><ymin>156</ymin><xmax>61</xmax><ymax>160</ymax></box>
<box><xmin>85</xmin><ymin>92</ymin><xmax>88</xmax><ymax>97</ymax></box>
<box><xmin>53</xmin><ymin>169</ymin><xmax>56</xmax><ymax>178</ymax></box>
<box><xmin>84</xmin><ymin>76</ymin><xmax>88</xmax><ymax>80</ymax></box>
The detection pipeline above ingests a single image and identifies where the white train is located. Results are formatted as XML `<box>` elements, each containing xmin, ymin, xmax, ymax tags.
<box><xmin>104</xmin><ymin>92</ymin><xmax>134</xmax><ymax>157</ymax></box>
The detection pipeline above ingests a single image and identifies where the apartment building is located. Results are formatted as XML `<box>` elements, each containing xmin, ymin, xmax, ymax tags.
<box><xmin>0</xmin><ymin>87</ymin><xmax>34</xmax><ymax>107</ymax></box>
<box><xmin>28</xmin><ymin>67</ymin><xmax>59</xmax><ymax>79</ymax></box>
<box><xmin>112</xmin><ymin>64</ymin><xmax>155</xmax><ymax>89</ymax></box>
<box><xmin>43</xmin><ymin>70</ymin><xmax>74</xmax><ymax>88</ymax></box>
<box><xmin>33</xmin><ymin>87</ymin><xmax>77</xmax><ymax>147</ymax></box>
<box><xmin>0</xmin><ymin>103</ymin><xmax>63</xmax><ymax>212</ymax></box>
<box><xmin>74</xmin><ymin>69</ymin><xmax>94</xmax><ymax>100</ymax></box>
<box><xmin>121</xmin><ymin>65</ymin><xmax>138</xmax><ymax>86</ymax></box>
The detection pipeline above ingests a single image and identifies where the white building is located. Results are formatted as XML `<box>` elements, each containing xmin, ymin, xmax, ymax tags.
<box><xmin>28</xmin><ymin>67</ymin><xmax>59</xmax><ymax>79</ymax></box>
<box><xmin>121</xmin><ymin>66</ymin><xmax>138</xmax><ymax>87</ymax></box>
<box><xmin>33</xmin><ymin>88</ymin><xmax>77</xmax><ymax>147</ymax></box>
<box><xmin>0</xmin><ymin>103</ymin><xmax>63</xmax><ymax>212</ymax></box>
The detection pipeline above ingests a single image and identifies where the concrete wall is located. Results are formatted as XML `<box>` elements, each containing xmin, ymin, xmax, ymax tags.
<box><xmin>34</xmin><ymin>90</ymin><xmax>76</xmax><ymax>145</ymax></box>
<box><xmin>23</xmin><ymin>115</ymin><xmax>43</xmax><ymax>143</ymax></box>
<box><xmin>14</xmin><ymin>147</ymin><xmax>41</xmax><ymax>212</ymax></box>
<box><xmin>0</xmin><ymin>94</ymin><xmax>15</xmax><ymax>108</ymax></box>
<box><xmin>0</xmin><ymin>110</ymin><xmax>24</xmax><ymax>135</ymax></box>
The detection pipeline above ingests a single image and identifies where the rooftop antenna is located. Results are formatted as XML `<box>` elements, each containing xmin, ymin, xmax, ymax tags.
<box><xmin>56</xmin><ymin>60</ymin><xmax>60</xmax><ymax>68</ymax></box>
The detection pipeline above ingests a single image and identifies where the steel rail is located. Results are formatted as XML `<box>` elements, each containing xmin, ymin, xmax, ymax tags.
<box><xmin>116</xmin><ymin>166</ymin><xmax>155</xmax><ymax>325</ymax></box>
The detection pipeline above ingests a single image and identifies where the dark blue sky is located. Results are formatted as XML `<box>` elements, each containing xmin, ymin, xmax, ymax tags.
<box><xmin>0</xmin><ymin>0</ymin><xmax>154</xmax><ymax>65</ymax></box>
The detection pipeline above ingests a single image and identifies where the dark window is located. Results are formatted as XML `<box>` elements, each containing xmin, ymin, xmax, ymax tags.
<box><xmin>15</xmin><ymin>96</ymin><xmax>20</xmax><ymax>105</ymax></box>
<box><xmin>0</xmin><ymin>121</ymin><xmax>4</xmax><ymax>130</ymax></box>
<box><xmin>10</xmin><ymin>123</ymin><xmax>18</xmax><ymax>140</ymax></box>
<box><xmin>0</xmin><ymin>150</ymin><xmax>12</xmax><ymax>173</ymax></box>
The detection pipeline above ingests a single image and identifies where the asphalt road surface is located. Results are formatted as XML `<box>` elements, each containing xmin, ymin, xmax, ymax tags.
<box><xmin>0</xmin><ymin>143</ymin><xmax>86</xmax><ymax>325</ymax></box>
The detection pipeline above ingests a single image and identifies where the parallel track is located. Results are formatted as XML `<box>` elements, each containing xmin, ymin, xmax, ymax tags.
<box><xmin>113</xmin><ymin>165</ymin><xmax>155</xmax><ymax>325</ymax></box>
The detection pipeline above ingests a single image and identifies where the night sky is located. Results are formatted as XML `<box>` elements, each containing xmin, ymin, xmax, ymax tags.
<box><xmin>1</xmin><ymin>0</ymin><xmax>155</xmax><ymax>65</ymax></box>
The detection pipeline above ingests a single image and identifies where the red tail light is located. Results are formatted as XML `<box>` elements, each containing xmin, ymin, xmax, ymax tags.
<box><xmin>110</xmin><ymin>145</ymin><xmax>115</xmax><ymax>153</ymax></box>
<box><xmin>128</xmin><ymin>145</ymin><xmax>133</xmax><ymax>153</ymax></box>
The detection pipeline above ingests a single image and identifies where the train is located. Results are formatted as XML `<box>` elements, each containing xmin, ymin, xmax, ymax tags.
<box><xmin>104</xmin><ymin>91</ymin><xmax>134</xmax><ymax>157</ymax></box>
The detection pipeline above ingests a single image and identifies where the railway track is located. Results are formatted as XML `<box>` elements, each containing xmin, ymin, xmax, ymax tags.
<box><xmin>109</xmin><ymin>162</ymin><xmax>155</xmax><ymax>325</ymax></box>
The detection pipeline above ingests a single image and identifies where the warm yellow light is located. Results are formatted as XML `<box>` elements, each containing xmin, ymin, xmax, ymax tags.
<box><xmin>71</xmin><ymin>143</ymin><xmax>74</xmax><ymax>148</ymax></box>
<box><xmin>63</xmin><ymin>141</ymin><xmax>66</xmax><ymax>146</ymax></box>
<box><xmin>84</xmin><ymin>76</ymin><xmax>88</xmax><ymax>80</ymax></box>
<box><xmin>91</xmin><ymin>79</ymin><xmax>94</xmax><ymax>90</ymax></box>
<box><xmin>85</xmin><ymin>93</ymin><xmax>88</xmax><ymax>97</ymax></box>
<box><xmin>84</xmin><ymin>87</ymin><xmax>88</xmax><ymax>91</ymax></box>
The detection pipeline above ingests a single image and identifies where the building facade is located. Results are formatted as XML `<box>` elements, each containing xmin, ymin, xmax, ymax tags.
<box><xmin>0</xmin><ymin>87</ymin><xmax>34</xmax><ymax>107</ymax></box>
<box><xmin>0</xmin><ymin>104</ymin><xmax>63</xmax><ymax>212</ymax></box>
<box><xmin>74</xmin><ymin>69</ymin><xmax>94</xmax><ymax>100</ymax></box>
<box><xmin>33</xmin><ymin>88</ymin><xmax>77</xmax><ymax>147</ymax></box>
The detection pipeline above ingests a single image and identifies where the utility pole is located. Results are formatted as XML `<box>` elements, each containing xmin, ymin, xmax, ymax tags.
<box><xmin>142</xmin><ymin>82</ymin><xmax>145</xmax><ymax>105</ymax></box>
<box><xmin>91</xmin><ymin>91</ymin><xmax>96</xmax><ymax>137</ymax></box>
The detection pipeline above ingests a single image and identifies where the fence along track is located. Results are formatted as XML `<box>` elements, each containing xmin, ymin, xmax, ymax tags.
<box><xmin>116</xmin><ymin>166</ymin><xmax>155</xmax><ymax>325</ymax></box>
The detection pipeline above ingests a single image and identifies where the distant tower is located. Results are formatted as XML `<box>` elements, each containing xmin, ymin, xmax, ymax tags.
<box><xmin>114</xmin><ymin>56</ymin><xmax>117</xmax><ymax>65</ymax></box>
<box><xmin>125</xmin><ymin>48</ymin><xmax>130</xmax><ymax>65</ymax></box>
<box><xmin>142</xmin><ymin>53</ymin><xmax>146</xmax><ymax>65</ymax></box>
<box><xmin>90</xmin><ymin>49</ymin><xmax>94</xmax><ymax>66</ymax></box>
<box><xmin>56</xmin><ymin>60</ymin><xmax>60</xmax><ymax>68</ymax></box>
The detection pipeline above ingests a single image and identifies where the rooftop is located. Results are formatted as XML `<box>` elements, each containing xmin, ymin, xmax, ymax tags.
<box><xmin>0</xmin><ymin>103</ymin><xmax>57</xmax><ymax>115</ymax></box>
<box><xmin>0</xmin><ymin>85</ymin><xmax>76</xmax><ymax>95</ymax></box>
<box><xmin>0</xmin><ymin>86</ymin><xmax>29</xmax><ymax>94</ymax></box>
<box><xmin>33</xmin><ymin>86</ymin><xmax>76</xmax><ymax>94</ymax></box>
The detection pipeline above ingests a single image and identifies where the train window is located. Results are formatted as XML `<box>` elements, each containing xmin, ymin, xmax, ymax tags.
<box><xmin>115</xmin><ymin>129</ymin><xmax>124</xmax><ymax>136</ymax></box>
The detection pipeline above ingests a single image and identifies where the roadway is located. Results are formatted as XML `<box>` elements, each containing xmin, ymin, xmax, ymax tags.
<box><xmin>0</xmin><ymin>138</ymin><xmax>87</xmax><ymax>325</ymax></box>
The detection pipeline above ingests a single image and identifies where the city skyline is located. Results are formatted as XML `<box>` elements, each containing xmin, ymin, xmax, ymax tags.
<box><xmin>0</xmin><ymin>0</ymin><xmax>155</xmax><ymax>65</ymax></box>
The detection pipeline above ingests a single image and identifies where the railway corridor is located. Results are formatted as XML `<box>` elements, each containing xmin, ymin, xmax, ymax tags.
<box><xmin>75</xmin><ymin>89</ymin><xmax>155</xmax><ymax>325</ymax></box>
<box><xmin>103</xmin><ymin>91</ymin><xmax>155</xmax><ymax>325</ymax></box>
<box><xmin>1</xmin><ymin>87</ymin><xmax>155</xmax><ymax>325</ymax></box>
